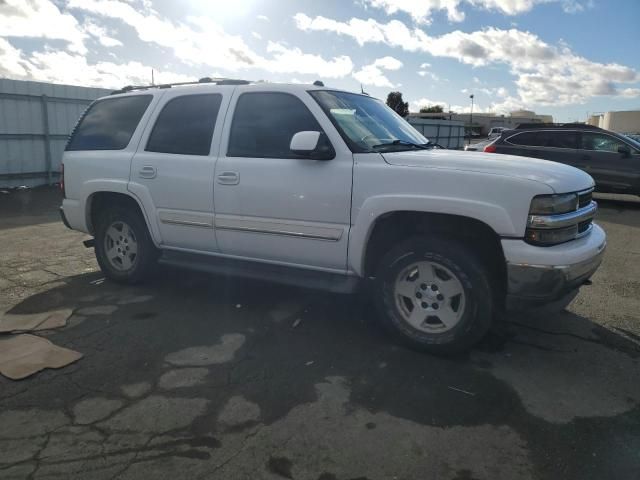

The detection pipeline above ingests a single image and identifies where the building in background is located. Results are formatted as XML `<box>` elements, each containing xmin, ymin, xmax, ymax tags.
<box><xmin>408</xmin><ymin>110</ymin><xmax>554</xmax><ymax>137</ymax></box>
<box><xmin>587</xmin><ymin>110</ymin><xmax>640</xmax><ymax>134</ymax></box>
<box><xmin>0</xmin><ymin>78</ymin><xmax>111</xmax><ymax>188</ymax></box>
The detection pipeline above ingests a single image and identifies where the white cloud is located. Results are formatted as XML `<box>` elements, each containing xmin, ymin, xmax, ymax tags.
<box><xmin>373</xmin><ymin>56</ymin><xmax>403</xmax><ymax>70</ymax></box>
<box><xmin>0</xmin><ymin>38</ymin><xmax>30</xmax><ymax>78</ymax></box>
<box><xmin>353</xmin><ymin>56</ymin><xmax>403</xmax><ymax>87</ymax></box>
<box><xmin>420</xmin><ymin>62</ymin><xmax>431</xmax><ymax>68</ymax></box>
<box><xmin>296</xmin><ymin>13</ymin><xmax>640</xmax><ymax>106</ymax></box>
<box><xmin>265</xmin><ymin>42</ymin><xmax>353</xmax><ymax>78</ymax></box>
<box><xmin>68</xmin><ymin>1</ymin><xmax>354</xmax><ymax>78</ymax></box>
<box><xmin>0</xmin><ymin>39</ymin><xmax>192</xmax><ymax>88</ymax></box>
<box><xmin>0</xmin><ymin>0</ymin><xmax>87</xmax><ymax>54</ymax></box>
<box><xmin>257</xmin><ymin>14</ymin><xmax>270</xmax><ymax>21</ymax></box>
<box><xmin>361</xmin><ymin>0</ymin><xmax>594</xmax><ymax>24</ymax></box>
<box><xmin>619</xmin><ymin>88</ymin><xmax>640</xmax><ymax>98</ymax></box>
<box><xmin>251</xmin><ymin>31</ymin><xmax>262</xmax><ymax>40</ymax></box>
<box><xmin>364</xmin><ymin>0</ymin><xmax>464</xmax><ymax>24</ymax></box>
<box><xmin>418</xmin><ymin>70</ymin><xmax>439</xmax><ymax>81</ymax></box>
<box><xmin>83</xmin><ymin>21</ymin><xmax>123</xmax><ymax>47</ymax></box>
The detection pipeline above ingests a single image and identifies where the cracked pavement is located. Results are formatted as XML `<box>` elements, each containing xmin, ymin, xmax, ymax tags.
<box><xmin>0</xmin><ymin>187</ymin><xmax>639</xmax><ymax>479</ymax></box>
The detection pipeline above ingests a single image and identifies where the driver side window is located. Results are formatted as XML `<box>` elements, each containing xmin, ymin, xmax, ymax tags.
<box><xmin>581</xmin><ymin>133</ymin><xmax>627</xmax><ymax>153</ymax></box>
<box><xmin>227</xmin><ymin>92</ymin><xmax>333</xmax><ymax>159</ymax></box>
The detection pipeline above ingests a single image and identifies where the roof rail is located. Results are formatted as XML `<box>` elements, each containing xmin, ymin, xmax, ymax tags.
<box><xmin>110</xmin><ymin>77</ymin><xmax>251</xmax><ymax>95</ymax></box>
<box><xmin>514</xmin><ymin>122</ymin><xmax>602</xmax><ymax>130</ymax></box>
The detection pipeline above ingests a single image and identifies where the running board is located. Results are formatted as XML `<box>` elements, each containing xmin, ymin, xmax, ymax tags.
<box><xmin>158</xmin><ymin>251</ymin><xmax>360</xmax><ymax>294</ymax></box>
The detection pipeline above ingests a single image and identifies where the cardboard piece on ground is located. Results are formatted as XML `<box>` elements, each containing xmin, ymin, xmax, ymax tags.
<box><xmin>0</xmin><ymin>334</ymin><xmax>83</xmax><ymax>380</ymax></box>
<box><xmin>0</xmin><ymin>308</ymin><xmax>72</xmax><ymax>333</ymax></box>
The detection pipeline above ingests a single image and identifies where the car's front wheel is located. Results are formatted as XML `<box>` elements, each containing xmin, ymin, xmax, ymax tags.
<box><xmin>373</xmin><ymin>236</ymin><xmax>494</xmax><ymax>354</ymax></box>
<box><xmin>94</xmin><ymin>207</ymin><xmax>158</xmax><ymax>284</ymax></box>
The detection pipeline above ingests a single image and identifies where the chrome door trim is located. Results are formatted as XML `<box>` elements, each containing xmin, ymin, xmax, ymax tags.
<box><xmin>158</xmin><ymin>211</ymin><xmax>214</xmax><ymax>229</ymax></box>
<box><xmin>214</xmin><ymin>215</ymin><xmax>343</xmax><ymax>241</ymax></box>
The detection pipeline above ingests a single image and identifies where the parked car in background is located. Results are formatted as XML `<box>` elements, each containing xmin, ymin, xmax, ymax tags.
<box><xmin>484</xmin><ymin>124</ymin><xmax>640</xmax><ymax>196</ymax></box>
<box><xmin>464</xmin><ymin>138</ymin><xmax>494</xmax><ymax>151</ymax></box>
<box><xmin>488</xmin><ymin>127</ymin><xmax>506</xmax><ymax>138</ymax></box>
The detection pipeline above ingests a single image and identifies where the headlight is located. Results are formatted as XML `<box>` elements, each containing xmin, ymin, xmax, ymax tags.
<box><xmin>525</xmin><ymin>192</ymin><xmax>596</xmax><ymax>246</ymax></box>
<box><xmin>529</xmin><ymin>193</ymin><xmax>578</xmax><ymax>215</ymax></box>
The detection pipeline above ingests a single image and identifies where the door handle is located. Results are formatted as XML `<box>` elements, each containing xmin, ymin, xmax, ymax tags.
<box><xmin>139</xmin><ymin>165</ymin><xmax>157</xmax><ymax>179</ymax></box>
<box><xmin>217</xmin><ymin>171</ymin><xmax>239</xmax><ymax>185</ymax></box>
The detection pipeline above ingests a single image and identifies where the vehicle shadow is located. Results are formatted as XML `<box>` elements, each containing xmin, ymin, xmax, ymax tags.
<box><xmin>2</xmin><ymin>267</ymin><xmax>639</xmax><ymax>478</ymax></box>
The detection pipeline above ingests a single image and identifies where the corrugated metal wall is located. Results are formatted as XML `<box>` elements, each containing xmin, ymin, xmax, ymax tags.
<box><xmin>0</xmin><ymin>79</ymin><xmax>111</xmax><ymax>188</ymax></box>
<box><xmin>406</xmin><ymin>118</ymin><xmax>465</xmax><ymax>149</ymax></box>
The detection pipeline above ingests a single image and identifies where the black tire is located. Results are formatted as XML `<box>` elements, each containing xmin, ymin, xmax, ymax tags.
<box><xmin>94</xmin><ymin>206</ymin><xmax>159</xmax><ymax>284</ymax></box>
<box><xmin>373</xmin><ymin>236</ymin><xmax>493</xmax><ymax>354</ymax></box>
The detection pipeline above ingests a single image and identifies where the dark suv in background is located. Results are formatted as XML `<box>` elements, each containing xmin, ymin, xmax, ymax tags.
<box><xmin>484</xmin><ymin>124</ymin><xmax>640</xmax><ymax>195</ymax></box>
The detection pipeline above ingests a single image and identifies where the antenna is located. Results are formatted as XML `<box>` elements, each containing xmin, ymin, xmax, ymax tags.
<box><xmin>151</xmin><ymin>69</ymin><xmax>155</xmax><ymax>86</ymax></box>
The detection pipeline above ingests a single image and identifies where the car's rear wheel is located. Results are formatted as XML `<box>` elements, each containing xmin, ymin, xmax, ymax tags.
<box><xmin>373</xmin><ymin>236</ymin><xmax>493</xmax><ymax>354</ymax></box>
<box><xmin>94</xmin><ymin>207</ymin><xmax>158</xmax><ymax>284</ymax></box>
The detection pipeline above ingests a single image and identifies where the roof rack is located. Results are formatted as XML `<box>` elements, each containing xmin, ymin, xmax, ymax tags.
<box><xmin>110</xmin><ymin>77</ymin><xmax>251</xmax><ymax>95</ymax></box>
<box><xmin>515</xmin><ymin>122</ymin><xmax>602</xmax><ymax>130</ymax></box>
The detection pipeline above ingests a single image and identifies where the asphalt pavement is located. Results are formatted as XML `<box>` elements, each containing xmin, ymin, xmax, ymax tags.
<box><xmin>0</xmin><ymin>187</ymin><xmax>638</xmax><ymax>480</ymax></box>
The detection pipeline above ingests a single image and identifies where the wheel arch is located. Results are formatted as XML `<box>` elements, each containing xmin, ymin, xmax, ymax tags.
<box><xmin>354</xmin><ymin>209</ymin><xmax>508</xmax><ymax>301</ymax></box>
<box><xmin>86</xmin><ymin>191</ymin><xmax>160</xmax><ymax>247</ymax></box>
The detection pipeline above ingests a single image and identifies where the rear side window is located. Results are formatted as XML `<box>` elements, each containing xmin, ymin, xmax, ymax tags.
<box><xmin>506</xmin><ymin>131</ymin><xmax>544</xmax><ymax>147</ymax></box>
<box><xmin>227</xmin><ymin>92</ymin><xmax>326</xmax><ymax>158</ymax></box>
<box><xmin>146</xmin><ymin>94</ymin><xmax>222</xmax><ymax>156</ymax></box>
<box><xmin>541</xmin><ymin>131</ymin><xmax>578</xmax><ymax>149</ymax></box>
<box><xmin>66</xmin><ymin>95</ymin><xmax>152</xmax><ymax>151</ymax></box>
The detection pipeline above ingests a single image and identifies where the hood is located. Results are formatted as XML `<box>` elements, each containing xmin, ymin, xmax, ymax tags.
<box><xmin>381</xmin><ymin>149</ymin><xmax>594</xmax><ymax>193</ymax></box>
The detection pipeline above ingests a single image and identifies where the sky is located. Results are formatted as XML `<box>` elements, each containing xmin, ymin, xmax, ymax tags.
<box><xmin>1</xmin><ymin>0</ymin><xmax>639</xmax><ymax>122</ymax></box>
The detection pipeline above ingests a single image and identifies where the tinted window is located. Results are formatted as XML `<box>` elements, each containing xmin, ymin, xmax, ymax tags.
<box><xmin>146</xmin><ymin>94</ymin><xmax>222</xmax><ymax>156</ymax></box>
<box><xmin>228</xmin><ymin>92</ymin><xmax>329</xmax><ymax>158</ymax></box>
<box><xmin>541</xmin><ymin>131</ymin><xmax>578</xmax><ymax>149</ymax></box>
<box><xmin>581</xmin><ymin>133</ymin><xmax>629</xmax><ymax>153</ymax></box>
<box><xmin>66</xmin><ymin>95</ymin><xmax>151</xmax><ymax>151</ymax></box>
<box><xmin>506</xmin><ymin>131</ymin><xmax>544</xmax><ymax>146</ymax></box>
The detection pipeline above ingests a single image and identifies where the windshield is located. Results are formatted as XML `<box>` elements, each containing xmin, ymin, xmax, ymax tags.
<box><xmin>309</xmin><ymin>90</ymin><xmax>429</xmax><ymax>152</ymax></box>
<box><xmin>623</xmin><ymin>133</ymin><xmax>640</xmax><ymax>150</ymax></box>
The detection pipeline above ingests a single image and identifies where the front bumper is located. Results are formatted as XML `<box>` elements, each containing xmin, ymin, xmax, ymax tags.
<box><xmin>503</xmin><ymin>223</ymin><xmax>606</xmax><ymax>310</ymax></box>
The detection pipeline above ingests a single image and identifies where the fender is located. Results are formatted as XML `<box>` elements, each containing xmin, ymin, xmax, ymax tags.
<box><xmin>348</xmin><ymin>194</ymin><xmax>516</xmax><ymax>277</ymax></box>
<box><xmin>81</xmin><ymin>179</ymin><xmax>163</xmax><ymax>247</ymax></box>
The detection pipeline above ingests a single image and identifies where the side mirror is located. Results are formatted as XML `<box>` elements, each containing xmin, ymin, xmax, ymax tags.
<box><xmin>618</xmin><ymin>145</ymin><xmax>631</xmax><ymax>157</ymax></box>
<box><xmin>290</xmin><ymin>131</ymin><xmax>334</xmax><ymax>160</ymax></box>
<box><xmin>290</xmin><ymin>131</ymin><xmax>321</xmax><ymax>154</ymax></box>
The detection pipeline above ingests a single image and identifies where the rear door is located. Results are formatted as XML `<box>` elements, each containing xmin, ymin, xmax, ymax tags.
<box><xmin>540</xmin><ymin>130</ymin><xmax>581</xmax><ymax>168</ymax></box>
<box><xmin>129</xmin><ymin>88</ymin><xmax>232</xmax><ymax>251</ymax></box>
<box><xmin>578</xmin><ymin>132</ymin><xmax>640</xmax><ymax>193</ymax></box>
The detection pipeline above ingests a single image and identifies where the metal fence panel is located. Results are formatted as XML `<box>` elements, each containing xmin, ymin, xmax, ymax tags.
<box><xmin>0</xmin><ymin>78</ymin><xmax>110</xmax><ymax>188</ymax></box>
<box><xmin>406</xmin><ymin>118</ymin><xmax>465</xmax><ymax>149</ymax></box>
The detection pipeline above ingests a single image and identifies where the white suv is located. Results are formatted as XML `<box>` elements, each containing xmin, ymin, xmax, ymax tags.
<box><xmin>60</xmin><ymin>79</ymin><xmax>606</xmax><ymax>353</ymax></box>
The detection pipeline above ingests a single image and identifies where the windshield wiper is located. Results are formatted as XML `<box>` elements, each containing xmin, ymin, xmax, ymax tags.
<box><xmin>372</xmin><ymin>139</ymin><xmax>431</xmax><ymax>150</ymax></box>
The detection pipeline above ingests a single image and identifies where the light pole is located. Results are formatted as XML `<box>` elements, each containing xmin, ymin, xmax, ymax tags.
<box><xmin>469</xmin><ymin>94</ymin><xmax>474</xmax><ymax>145</ymax></box>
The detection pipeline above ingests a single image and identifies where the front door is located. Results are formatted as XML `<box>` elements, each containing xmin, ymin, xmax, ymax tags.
<box><xmin>213</xmin><ymin>88</ymin><xmax>353</xmax><ymax>271</ymax></box>
<box><xmin>129</xmin><ymin>89</ymin><xmax>231</xmax><ymax>251</ymax></box>
<box><xmin>578</xmin><ymin>132</ymin><xmax>640</xmax><ymax>193</ymax></box>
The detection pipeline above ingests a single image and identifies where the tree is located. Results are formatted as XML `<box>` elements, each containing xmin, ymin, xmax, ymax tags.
<box><xmin>419</xmin><ymin>105</ymin><xmax>444</xmax><ymax>113</ymax></box>
<box><xmin>386</xmin><ymin>91</ymin><xmax>409</xmax><ymax>117</ymax></box>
